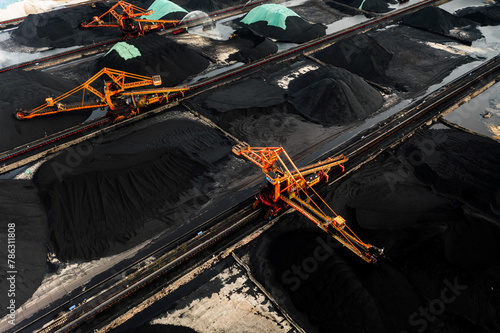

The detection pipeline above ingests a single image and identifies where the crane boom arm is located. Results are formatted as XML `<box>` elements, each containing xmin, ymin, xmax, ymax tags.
<box><xmin>14</xmin><ymin>68</ymin><xmax>187</xmax><ymax>120</ymax></box>
<box><xmin>233</xmin><ymin>142</ymin><xmax>383</xmax><ymax>263</ymax></box>
<box><xmin>81</xmin><ymin>1</ymin><xmax>179</xmax><ymax>35</ymax></box>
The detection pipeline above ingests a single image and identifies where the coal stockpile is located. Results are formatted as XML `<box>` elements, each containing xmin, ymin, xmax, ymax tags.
<box><xmin>34</xmin><ymin>117</ymin><xmax>233</xmax><ymax>260</ymax></box>
<box><xmin>400</xmin><ymin>6</ymin><xmax>482</xmax><ymax>42</ymax></box>
<box><xmin>328</xmin><ymin>0</ymin><xmax>390</xmax><ymax>13</ymax></box>
<box><xmin>456</xmin><ymin>5</ymin><xmax>500</xmax><ymax>26</ymax></box>
<box><xmin>314</xmin><ymin>34</ymin><xmax>392</xmax><ymax>87</ymax></box>
<box><xmin>11</xmin><ymin>3</ymin><xmax>120</xmax><ymax>48</ymax></box>
<box><xmin>287</xmin><ymin>65</ymin><xmax>384</xmax><ymax>126</ymax></box>
<box><xmin>0</xmin><ymin>69</ymin><xmax>89</xmax><ymax>152</ymax></box>
<box><xmin>0</xmin><ymin>180</ymin><xmax>47</xmax><ymax>319</ymax></box>
<box><xmin>314</xmin><ymin>27</ymin><xmax>473</xmax><ymax>92</ymax></box>
<box><xmin>95</xmin><ymin>34</ymin><xmax>209</xmax><ymax>86</ymax></box>
<box><xmin>202</xmin><ymin>77</ymin><xmax>286</xmax><ymax>124</ymax></box>
<box><xmin>227</xmin><ymin>28</ymin><xmax>278</xmax><ymax>63</ymax></box>
<box><xmin>239</xmin><ymin>4</ymin><xmax>326</xmax><ymax>44</ymax></box>
<box><xmin>252</xmin><ymin>128</ymin><xmax>500</xmax><ymax>333</ymax></box>
<box><xmin>241</xmin><ymin>17</ymin><xmax>326</xmax><ymax>43</ymax></box>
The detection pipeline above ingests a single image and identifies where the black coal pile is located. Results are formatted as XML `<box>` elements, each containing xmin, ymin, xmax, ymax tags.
<box><xmin>95</xmin><ymin>34</ymin><xmax>209</xmax><ymax>86</ymax></box>
<box><xmin>239</xmin><ymin>5</ymin><xmax>326</xmax><ymax>44</ymax></box>
<box><xmin>227</xmin><ymin>28</ymin><xmax>278</xmax><ymax>63</ymax></box>
<box><xmin>314</xmin><ymin>26</ymin><xmax>473</xmax><ymax>92</ymax></box>
<box><xmin>287</xmin><ymin>65</ymin><xmax>384</xmax><ymax>126</ymax></box>
<box><xmin>203</xmin><ymin>77</ymin><xmax>286</xmax><ymax>125</ymax></box>
<box><xmin>0</xmin><ymin>69</ymin><xmax>89</xmax><ymax>152</ymax></box>
<box><xmin>34</xmin><ymin>117</ymin><xmax>232</xmax><ymax>260</ymax></box>
<box><xmin>400</xmin><ymin>6</ymin><xmax>482</xmax><ymax>42</ymax></box>
<box><xmin>328</xmin><ymin>0</ymin><xmax>390</xmax><ymax>14</ymax></box>
<box><xmin>314</xmin><ymin>34</ymin><xmax>393</xmax><ymax>86</ymax></box>
<box><xmin>456</xmin><ymin>5</ymin><xmax>500</xmax><ymax>26</ymax></box>
<box><xmin>0</xmin><ymin>180</ymin><xmax>47</xmax><ymax>319</ymax></box>
<box><xmin>242</xmin><ymin>18</ymin><xmax>326</xmax><ymax>43</ymax></box>
<box><xmin>11</xmin><ymin>2</ymin><xmax>120</xmax><ymax>48</ymax></box>
<box><xmin>251</xmin><ymin>128</ymin><xmax>500</xmax><ymax>333</ymax></box>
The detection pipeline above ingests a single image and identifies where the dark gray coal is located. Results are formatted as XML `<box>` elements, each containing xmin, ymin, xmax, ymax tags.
<box><xmin>0</xmin><ymin>69</ymin><xmax>89</xmax><ymax>152</ymax></box>
<box><xmin>11</xmin><ymin>2</ymin><xmax>120</xmax><ymax>48</ymax></box>
<box><xmin>314</xmin><ymin>34</ymin><xmax>393</xmax><ymax>86</ymax></box>
<box><xmin>0</xmin><ymin>180</ymin><xmax>47</xmax><ymax>318</ymax></box>
<box><xmin>204</xmin><ymin>77</ymin><xmax>286</xmax><ymax>113</ymax></box>
<box><xmin>240</xmin><ymin>16</ymin><xmax>326</xmax><ymax>43</ymax></box>
<box><xmin>95</xmin><ymin>34</ymin><xmax>209</xmax><ymax>86</ymax></box>
<box><xmin>287</xmin><ymin>65</ymin><xmax>384</xmax><ymax>126</ymax></box>
<box><xmin>400</xmin><ymin>6</ymin><xmax>482</xmax><ymax>42</ymax></box>
<box><xmin>34</xmin><ymin>117</ymin><xmax>232</xmax><ymax>260</ymax></box>
<box><xmin>456</xmin><ymin>5</ymin><xmax>500</xmax><ymax>26</ymax></box>
<box><xmin>227</xmin><ymin>28</ymin><xmax>278</xmax><ymax>63</ymax></box>
<box><xmin>255</xmin><ymin>128</ymin><xmax>500</xmax><ymax>333</ymax></box>
<box><xmin>314</xmin><ymin>26</ymin><xmax>473</xmax><ymax>92</ymax></box>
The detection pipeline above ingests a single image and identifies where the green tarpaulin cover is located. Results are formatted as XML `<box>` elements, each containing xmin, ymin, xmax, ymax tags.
<box><xmin>241</xmin><ymin>4</ymin><xmax>300</xmax><ymax>30</ymax></box>
<box><xmin>142</xmin><ymin>0</ymin><xmax>187</xmax><ymax>20</ymax></box>
<box><xmin>105</xmin><ymin>42</ymin><xmax>141</xmax><ymax>60</ymax></box>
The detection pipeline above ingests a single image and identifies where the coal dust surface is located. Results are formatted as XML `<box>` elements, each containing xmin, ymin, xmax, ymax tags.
<box><xmin>95</xmin><ymin>34</ymin><xmax>210</xmax><ymax>86</ymax></box>
<box><xmin>0</xmin><ymin>69</ymin><xmax>90</xmax><ymax>152</ymax></box>
<box><xmin>287</xmin><ymin>65</ymin><xmax>384</xmax><ymax>125</ymax></box>
<box><xmin>34</xmin><ymin>115</ymin><xmax>233</xmax><ymax>260</ymax></box>
<box><xmin>204</xmin><ymin>77</ymin><xmax>286</xmax><ymax>113</ymax></box>
<box><xmin>314</xmin><ymin>34</ymin><xmax>392</xmax><ymax>86</ymax></box>
<box><xmin>456</xmin><ymin>4</ymin><xmax>500</xmax><ymax>26</ymax></box>
<box><xmin>11</xmin><ymin>2</ymin><xmax>121</xmax><ymax>48</ymax></box>
<box><xmin>227</xmin><ymin>28</ymin><xmax>278</xmax><ymax>63</ymax></box>
<box><xmin>0</xmin><ymin>180</ymin><xmax>47</xmax><ymax>319</ymax></box>
<box><xmin>314</xmin><ymin>26</ymin><xmax>473</xmax><ymax>92</ymax></box>
<box><xmin>400</xmin><ymin>6</ymin><xmax>483</xmax><ymax>43</ymax></box>
<box><xmin>247</xmin><ymin>128</ymin><xmax>500</xmax><ymax>333</ymax></box>
<box><xmin>239</xmin><ymin>16</ymin><xmax>326</xmax><ymax>43</ymax></box>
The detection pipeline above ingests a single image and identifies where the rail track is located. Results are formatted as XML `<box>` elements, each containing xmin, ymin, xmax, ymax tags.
<box><xmin>9</xmin><ymin>40</ymin><xmax>500</xmax><ymax>333</ymax></box>
<box><xmin>0</xmin><ymin>0</ymin><xmax>443</xmax><ymax>174</ymax></box>
<box><xmin>11</xmin><ymin>197</ymin><xmax>263</xmax><ymax>333</ymax></box>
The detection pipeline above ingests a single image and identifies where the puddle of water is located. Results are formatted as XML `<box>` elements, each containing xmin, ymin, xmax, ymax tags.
<box><xmin>282</xmin><ymin>0</ymin><xmax>312</xmax><ymax>7</ymax></box>
<box><xmin>326</xmin><ymin>15</ymin><xmax>369</xmax><ymax>35</ymax></box>
<box><xmin>388</xmin><ymin>0</ymin><xmax>414</xmax><ymax>10</ymax></box>
<box><xmin>426</xmin><ymin>4</ymin><xmax>500</xmax><ymax>139</ymax></box>
<box><xmin>183</xmin><ymin>62</ymin><xmax>245</xmax><ymax>85</ymax></box>
<box><xmin>276</xmin><ymin>41</ymin><xmax>298</xmax><ymax>52</ymax></box>
<box><xmin>84</xmin><ymin>108</ymin><xmax>107</xmax><ymax>122</ymax></box>
<box><xmin>444</xmin><ymin>81</ymin><xmax>500</xmax><ymax>140</ymax></box>
<box><xmin>439</xmin><ymin>0</ymin><xmax>485</xmax><ymax>13</ymax></box>
<box><xmin>0</xmin><ymin>41</ymin><xmax>82</xmax><ymax>69</ymax></box>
